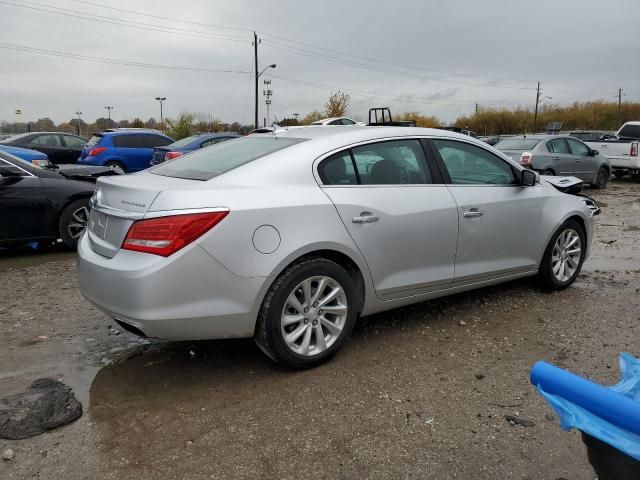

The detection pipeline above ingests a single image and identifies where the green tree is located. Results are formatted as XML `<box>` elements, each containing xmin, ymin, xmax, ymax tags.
<box><xmin>165</xmin><ymin>112</ymin><xmax>195</xmax><ymax>140</ymax></box>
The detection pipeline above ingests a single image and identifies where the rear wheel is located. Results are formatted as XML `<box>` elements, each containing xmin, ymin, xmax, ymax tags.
<box><xmin>538</xmin><ymin>219</ymin><xmax>586</xmax><ymax>291</ymax></box>
<box><xmin>593</xmin><ymin>167</ymin><xmax>609</xmax><ymax>189</ymax></box>
<box><xmin>542</xmin><ymin>169</ymin><xmax>555</xmax><ymax>176</ymax></box>
<box><xmin>59</xmin><ymin>199</ymin><xmax>90</xmax><ymax>250</ymax></box>
<box><xmin>105</xmin><ymin>161</ymin><xmax>126</xmax><ymax>174</ymax></box>
<box><xmin>254</xmin><ymin>257</ymin><xmax>358</xmax><ymax>369</ymax></box>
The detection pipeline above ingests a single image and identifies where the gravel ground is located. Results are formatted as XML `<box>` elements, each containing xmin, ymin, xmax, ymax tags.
<box><xmin>0</xmin><ymin>179</ymin><xmax>639</xmax><ymax>480</ymax></box>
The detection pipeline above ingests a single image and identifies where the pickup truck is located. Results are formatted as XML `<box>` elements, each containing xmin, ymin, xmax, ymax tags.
<box><xmin>584</xmin><ymin>122</ymin><xmax>640</xmax><ymax>179</ymax></box>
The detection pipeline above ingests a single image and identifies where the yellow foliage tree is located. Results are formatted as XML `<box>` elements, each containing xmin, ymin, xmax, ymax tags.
<box><xmin>325</xmin><ymin>91</ymin><xmax>350</xmax><ymax>118</ymax></box>
<box><xmin>400</xmin><ymin>112</ymin><xmax>441</xmax><ymax>128</ymax></box>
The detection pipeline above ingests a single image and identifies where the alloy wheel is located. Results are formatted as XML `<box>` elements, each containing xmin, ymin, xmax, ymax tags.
<box><xmin>67</xmin><ymin>206</ymin><xmax>89</xmax><ymax>239</ymax></box>
<box><xmin>551</xmin><ymin>229</ymin><xmax>582</xmax><ymax>282</ymax></box>
<box><xmin>280</xmin><ymin>276</ymin><xmax>348</xmax><ymax>356</ymax></box>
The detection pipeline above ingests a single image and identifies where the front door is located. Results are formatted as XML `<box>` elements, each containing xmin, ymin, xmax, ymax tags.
<box><xmin>546</xmin><ymin>138</ymin><xmax>575</xmax><ymax>176</ymax></box>
<box><xmin>566</xmin><ymin>137</ymin><xmax>595</xmax><ymax>181</ymax></box>
<box><xmin>430</xmin><ymin>138</ymin><xmax>544</xmax><ymax>284</ymax></box>
<box><xmin>318</xmin><ymin>139</ymin><xmax>459</xmax><ymax>299</ymax></box>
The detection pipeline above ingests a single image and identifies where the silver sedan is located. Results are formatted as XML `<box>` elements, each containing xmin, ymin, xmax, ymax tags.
<box><xmin>77</xmin><ymin>127</ymin><xmax>599</xmax><ymax>368</ymax></box>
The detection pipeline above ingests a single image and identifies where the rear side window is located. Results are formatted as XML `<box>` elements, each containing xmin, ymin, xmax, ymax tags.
<box><xmin>494</xmin><ymin>138</ymin><xmax>541</xmax><ymax>150</ymax></box>
<box><xmin>113</xmin><ymin>135</ymin><xmax>145</xmax><ymax>148</ymax></box>
<box><xmin>62</xmin><ymin>136</ymin><xmax>86</xmax><ymax>148</ymax></box>
<box><xmin>547</xmin><ymin>139</ymin><xmax>571</xmax><ymax>154</ymax></box>
<box><xmin>319</xmin><ymin>139</ymin><xmax>432</xmax><ymax>185</ymax></box>
<box><xmin>151</xmin><ymin>136</ymin><xmax>306</xmax><ymax>180</ymax></box>
<box><xmin>145</xmin><ymin>134</ymin><xmax>172</xmax><ymax>148</ymax></box>
<box><xmin>29</xmin><ymin>134</ymin><xmax>62</xmax><ymax>147</ymax></box>
<box><xmin>432</xmin><ymin>139</ymin><xmax>517</xmax><ymax>185</ymax></box>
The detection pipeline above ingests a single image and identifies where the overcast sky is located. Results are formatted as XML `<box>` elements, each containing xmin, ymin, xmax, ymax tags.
<box><xmin>1</xmin><ymin>0</ymin><xmax>638</xmax><ymax>126</ymax></box>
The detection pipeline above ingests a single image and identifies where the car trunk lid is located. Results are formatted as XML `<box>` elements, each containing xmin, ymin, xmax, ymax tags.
<box><xmin>87</xmin><ymin>173</ymin><xmax>196</xmax><ymax>258</ymax></box>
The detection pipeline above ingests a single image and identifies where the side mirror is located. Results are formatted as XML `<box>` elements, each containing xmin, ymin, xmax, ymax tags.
<box><xmin>589</xmin><ymin>149</ymin><xmax>599</xmax><ymax>156</ymax></box>
<box><xmin>520</xmin><ymin>169</ymin><xmax>537</xmax><ymax>186</ymax></box>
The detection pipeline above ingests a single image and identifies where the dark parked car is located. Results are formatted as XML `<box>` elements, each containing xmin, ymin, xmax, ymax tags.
<box><xmin>77</xmin><ymin>129</ymin><xmax>174</xmax><ymax>173</ymax></box>
<box><xmin>0</xmin><ymin>132</ymin><xmax>87</xmax><ymax>165</ymax></box>
<box><xmin>0</xmin><ymin>150</ymin><xmax>119</xmax><ymax>249</ymax></box>
<box><xmin>150</xmin><ymin>133</ymin><xmax>239</xmax><ymax>166</ymax></box>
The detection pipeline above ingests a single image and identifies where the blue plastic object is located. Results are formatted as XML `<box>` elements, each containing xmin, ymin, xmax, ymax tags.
<box><xmin>530</xmin><ymin>353</ymin><xmax>640</xmax><ymax>461</ymax></box>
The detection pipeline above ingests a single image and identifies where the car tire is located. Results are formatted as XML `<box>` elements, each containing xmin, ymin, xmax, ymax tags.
<box><xmin>105</xmin><ymin>161</ymin><xmax>126</xmax><ymax>174</ymax></box>
<box><xmin>538</xmin><ymin>219</ymin><xmax>586</xmax><ymax>291</ymax></box>
<box><xmin>254</xmin><ymin>257</ymin><xmax>358</xmax><ymax>369</ymax></box>
<box><xmin>543</xmin><ymin>169</ymin><xmax>555</xmax><ymax>176</ymax></box>
<box><xmin>59</xmin><ymin>198</ymin><xmax>91</xmax><ymax>250</ymax></box>
<box><xmin>593</xmin><ymin>167</ymin><xmax>609</xmax><ymax>189</ymax></box>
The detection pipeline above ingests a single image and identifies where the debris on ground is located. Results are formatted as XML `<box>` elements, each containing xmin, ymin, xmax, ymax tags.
<box><xmin>3</xmin><ymin>448</ymin><xmax>14</xmax><ymax>461</ymax></box>
<box><xmin>0</xmin><ymin>378</ymin><xmax>82</xmax><ymax>440</ymax></box>
<box><xmin>505</xmin><ymin>415</ymin><xmax>536</xmax><ymax>428</ymax></box>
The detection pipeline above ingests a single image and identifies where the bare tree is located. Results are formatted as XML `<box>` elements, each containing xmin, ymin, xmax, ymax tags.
<box><xmin>325</xmin><ymin>91</ymin><xmax>350</xmax><ymax>118</ymax></box>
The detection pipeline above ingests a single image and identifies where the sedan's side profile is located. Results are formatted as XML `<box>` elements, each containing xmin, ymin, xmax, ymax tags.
<box><xmin>494</xmin><ymin>135</ymin><xmax>611</xmax><ymax>188</ymax></box>
<box><xmin>77</xmin><ymin>127</ymin><xmax>599</xmax><ymax>368</ymax></box>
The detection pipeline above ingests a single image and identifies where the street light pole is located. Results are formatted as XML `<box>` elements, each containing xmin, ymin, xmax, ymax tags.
<box><xmin>155</xmin><ymin>97</ymin><xmax>166</xmax><ymax>131</ymax></box>
<box><xmin>254</xmin><ymin>32</ymin><xmax>276</xmax><ymax>129</ymax></box>
<box><xmin>105</xmin><ymin>106</ymin><xmax>113</xmax><ymax>128</ymax></box>
<box><xmin>75</xmin><ymin>109</ymin><xmax>82</xmax><ymax>136</ymax></box>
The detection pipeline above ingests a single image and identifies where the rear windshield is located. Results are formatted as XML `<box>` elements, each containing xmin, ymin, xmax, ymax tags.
<box><xmin>494</xmin><ymin>138</ymin><xmax>541</xmax><ymax>150</ymax></box>
<box><xmin>87</xmin><ymin>135</ymin><xmax>103</xmax><ymax>147</ymax></box>
<box><xmin>618</xmin><ymin>124</ymin><xmax>640</xmax><ymax>139</ymax></box>
<box><xmin>168</xmin><ymin>135</ymin><xmax>201</xmax><ymax>148</ymax></box>
<box><xmin>150</xmin><ymin>136</ymin><xmax>307</xmax><ymax>180</ymax></box>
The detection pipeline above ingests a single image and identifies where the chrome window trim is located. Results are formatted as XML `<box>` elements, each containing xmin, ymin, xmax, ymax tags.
<box><xmin>0</xmin><ymin>158</ymin><xmax>37</xmax><ymax>177</ymax></box>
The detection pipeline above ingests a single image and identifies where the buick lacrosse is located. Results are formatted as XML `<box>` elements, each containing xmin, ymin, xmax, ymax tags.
<box><xmin>78</xmin><ymin>126</ymin><xmax>599</xmax><ymax>368</ymax></box>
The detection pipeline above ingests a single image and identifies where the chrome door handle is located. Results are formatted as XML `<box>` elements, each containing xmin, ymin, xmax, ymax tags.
<box><xmin>463</xmin><ymin>209</ymin><xmax>483</xmax><ymax>218</ymax></box>
<box><xmin>552</xmin><ymin>156</ymin><xmax>561</xmax><ymax>160</ymax></box>
<box><xmin>352</xmin><ymin>213</ymin><xmax>379</xmax><ymax>224</ymax></box>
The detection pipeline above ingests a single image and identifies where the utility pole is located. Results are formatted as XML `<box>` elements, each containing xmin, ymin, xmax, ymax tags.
<box><xmin>155</xmin><ymin>97</ymin><xmax>166</xmax><ymax>131</ymax></box>
<box><xmin>105</xmin><ymin>106</ymin><xmax>113</xmax><ymax>128</ymax></box>
<box><xmin>293</xmin><ymin>113</ymin><xmax>300</xmax><ymax>123</ymax></box>
<box><xmin>533</xmin><ymin>81</ymin><xmax>541</xmax><ymax>133</ymax></box>
<box><xmin>254</xmin><ymin>32</ymin><xmax>259</xmax><ymax>129</ymax></box>
<box><xmin>617</xmin><ymin>88</ymin><xmax>623</xmax><ymax>128</ymax></box>
<box><xmin>75</xmin><ymin>109</ymin><xmax>82</xmax><ymax>136</ymax></box>
<box><xmin>263</xmin><ymin>80</ymin><xmax>273</xmax><ymax>127</ymax></box>
<box><xmin>475</xmin><ymin>103</ymin><xmax>479</xmax><ymax>115</ymax></box>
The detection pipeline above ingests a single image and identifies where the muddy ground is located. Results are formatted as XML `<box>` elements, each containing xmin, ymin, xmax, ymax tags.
<box><xmin>1</xmin><ymin>179</ymin><xmax>639</xmax><ymax>480</ymax></box>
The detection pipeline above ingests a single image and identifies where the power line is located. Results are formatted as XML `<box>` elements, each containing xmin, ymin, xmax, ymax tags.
<box><xmin>0</xmin><ymin>42</ymin><xmax>250</xmax><ymax>73</ymax></box>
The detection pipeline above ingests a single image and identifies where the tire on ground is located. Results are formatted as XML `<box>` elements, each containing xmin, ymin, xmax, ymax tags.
<box><xmin>59</xmin><ymin>198</ymin><xmax>90</xmax><ymax>250</ymax></box>
<box><xmin>538</xmin><ymin>219</ymin><xmax>586</xmax><ymax>291</ymax></box>
<box><xmin>254</xmin><ymin>257</ymin><xmax>358</xmax><ymax>369</ymax></box>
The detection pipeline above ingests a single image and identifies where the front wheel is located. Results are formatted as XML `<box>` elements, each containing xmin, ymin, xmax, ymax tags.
<box><xmin>254</xmin><ymin>257</ymin><xmax>358</xmax><ymax>369</ymax></box>
<box><xmin>59</xmin><ymin>199</ymin><xmax>90</xmax><ymax>249</ymax></box>
<box><xmin>593</xmin><ymin>167</ymin><xmax>609</xmax><ymax>189</ymax></box>
<box><xmin>538</xmin><ymin>220</ymin><xmax>586</xmax><ymax>291</ymax></box>
<box><xmin>105</xmin><ymin>161</ymin><xmax>126</xmax><ymax>174</ymax></box>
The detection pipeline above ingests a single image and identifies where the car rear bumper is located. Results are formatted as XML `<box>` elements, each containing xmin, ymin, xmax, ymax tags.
<box><xmin>77</xmin><ymin>233</ymin><xmax>268</xmax><ymax>340</ymax></box>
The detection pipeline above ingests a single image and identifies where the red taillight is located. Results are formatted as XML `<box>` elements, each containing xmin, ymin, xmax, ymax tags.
<box><xmin>520</xmin><ymin>152</ymin><xmax>533</xmax><ymax>165</ymax></box>
<box><xmin>165</xmin><ymin>151</ymin><xmax>183</xmax><ymax>160</ymax></box>
<box><xmin>631</xmin><ymin>143</ymin><xmax>638</xmax><ymax>157</ymax></box>
<box><xmin>88</xmin><ymin>147</ymin><xmax>107</xmax><ymax>156</ymax></box>
<box><xmin>122</xmin><ymin>211</ymin><xmax>229</xmax><ymax>257</ymax></box>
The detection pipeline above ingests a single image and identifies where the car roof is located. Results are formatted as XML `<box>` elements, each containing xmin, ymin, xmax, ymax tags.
<box><xmin>100</xmin><ymin>128</ymin><xmax>167</xmax><ymax>136</ymax></box>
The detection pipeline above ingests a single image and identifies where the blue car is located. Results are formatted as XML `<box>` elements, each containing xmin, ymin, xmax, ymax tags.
<box><xmin>149</xmin><ymin>133</ymin><xmax>240</xmax><ymax>166</ymax></box>
<box><xmin>0</xmin><ymin>144</ymin><xmax>50</xmax><ymax>167</ymax></box>
<box><xmin>77</xmin><ymin>129</ymin><xmax>174</xmax><ymax>173</ymax></box>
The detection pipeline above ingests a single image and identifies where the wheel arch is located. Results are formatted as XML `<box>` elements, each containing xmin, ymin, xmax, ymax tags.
<box><xmin>538</xmin><ymin>212</ymin><xmax>588</xmax><ymax>268</ymax></box>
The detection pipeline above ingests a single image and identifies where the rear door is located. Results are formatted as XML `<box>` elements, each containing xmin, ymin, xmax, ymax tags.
<box><xmin>566</xmin><ymin>137</ymin><xmax>594</xmax><ymax>181</ymax></box>
<box><xmin>112</xmin><ymin>134</ymin><xmax>149</xmax><ymax>172</ymax></box>
<box><xmin>546</xmin><ymin>138</ymin><xmax>574</xmax><ymax>175</ymax></box>
<box><xmin>318</xmin><ymin>138</ymin><xmax>459</xmax><ymax>300</ymax></box>
<box><xmin>430</xmin><ymin>138</ymin><xmax>544</xmax><ymax>284</ymax></box>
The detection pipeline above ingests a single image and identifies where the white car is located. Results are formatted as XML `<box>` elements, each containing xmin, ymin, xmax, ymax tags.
<box><xmin>311</xmin><ymin>117</ymin><xmax>365</xmax><ymax>126</ymax></box>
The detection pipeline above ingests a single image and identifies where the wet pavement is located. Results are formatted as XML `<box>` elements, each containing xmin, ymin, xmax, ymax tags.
<box><xmin>1</xmin><ymin>179</ymin><xmax>639</xmax><ymax>479</ymax></box>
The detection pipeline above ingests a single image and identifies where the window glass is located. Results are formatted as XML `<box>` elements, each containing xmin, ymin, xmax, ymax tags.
<box><xmin>169</xmin><ymin>135</ymin><xmax>200</xmax><ymax>149</ymax></box>
<box><xmin>87</xmin><ymin>135</ymin><xmax>102</xmax><ymax>147</ymax></box>
<box><xmin>432</xmin><ymin>139</ymin><xmax>517</xmax><ymax>185</ymax></box>
<box><xmin>494</xmin><ymin>138</ymin><xmax>541</xmax><ymax>150</ymax></box>
<box><xmin>567</xmin><ymin>138</ymin><xmax>590</xmax><ymax>155</ymax></box>
<box><xmin>618</xmin><ymin>124</ymin><xmax>640</xmax><ymax>139</ymax></box>
<box><xmin>318</xmin><ymin>152</ymin><xmax>357</xmax><ymax>185</ymax></box>
<box><xmin>328</xmin><ymin>120</ymin><xmax>341</xmax><ymax>125</ymax></box>
<box><xmin>547</xmin><ymin>138</ymin><xmax>571</xmax><ymax>154</ymax></box>
<box><xmin>351</xmin><ymin>139</ymin><xmax>432</xmax><ymax>185</ymax></box>
<box><xmin>341</xmin><ymin>118</ymin><xmax>356</xmax><ymax>125</ymax></box>
<box><xmin>145</xmin><ymin>134</ymin><xmax>172</xmax><ymax>148</ymax></box>
<box><xmin>62</xmin><ymin>135</ymin><xmax>86</xmax><ymax>148</ymax></box>
<box><xmin>113</xmin><ymin>135</ymin><xmax>145</xmax><ymax>148</ymax></box>
<box><xmin>0</xmin><ymin>157</ymin><xmax>29</xmax><ymax>176</ymax></box>
<box><xmin>30</xmin><ymin>134</ymin><xmax>62</xmax><ymax>147</ymax></box>
<box><xmin>151</xmin><ymin>136</ymin><xmax>306</xmax><ymax>181</ymax></box>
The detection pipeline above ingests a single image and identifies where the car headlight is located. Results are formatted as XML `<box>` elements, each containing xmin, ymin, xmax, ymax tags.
<box><xmin>582</xmin><ymin>198</ymin><xmax>600</xmax><ymax>216</ymax></box>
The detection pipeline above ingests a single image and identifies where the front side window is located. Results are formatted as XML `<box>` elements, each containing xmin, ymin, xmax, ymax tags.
<box><xmin>151</xmin><ymin>136</ymin><xmax>306</xmax><ymax>181</ymax></box>
<box><xmin>0</xmin><ymin>157</ymin><xmax>29</xmax><ymax>176</ymax></box>
<box><xmin>341</xmin><ymin>118</ymin><xmax>356</xmax><ymax>125</ymax></box>
<box><xmin>547</xmin><ymin>138</ymin><xmax>571</xmax><ymax>154</ymax></box>
<box><xmin>62</xmin><ymin>136</ymin><xmax>86</xmax><ymax>148</ymax></box>
<box><xmin>566</xmin><ymin>138</ymin><xmax>589</xmax><ymax>155</ymax></box>
<box><xmin>432</xmin><ymin>139</ymin><xmax>517</xmax><ymax>185</ymax></box>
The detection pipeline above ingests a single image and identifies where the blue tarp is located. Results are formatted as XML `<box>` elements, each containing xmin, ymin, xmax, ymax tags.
<box><xmin>531</xmin><ymin>352</ymin><xmax>640</xmax><ymax>461</ymax></box>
